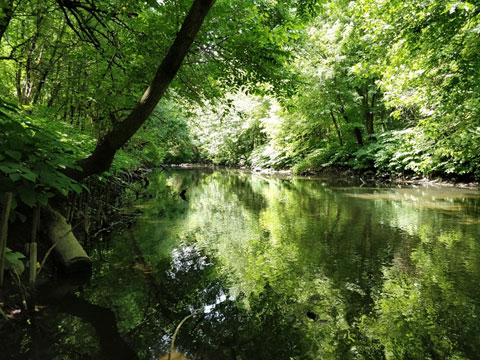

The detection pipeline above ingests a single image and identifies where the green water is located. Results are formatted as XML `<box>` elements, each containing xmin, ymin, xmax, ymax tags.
<box><xmin>43</xmin><ymin>169</ymin><xmax>480</xmax><ymax>359</ymax></box>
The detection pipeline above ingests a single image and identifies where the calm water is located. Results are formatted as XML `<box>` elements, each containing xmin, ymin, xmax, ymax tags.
<box><xmin>20</xmin><ymin>169</ymin><xmax>480</xmax><ymax>359</ymax></box>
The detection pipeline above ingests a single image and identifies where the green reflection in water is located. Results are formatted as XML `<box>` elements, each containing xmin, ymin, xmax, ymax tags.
<box><xmin>53</xmin><ymin>169</ymin><xmax>480</xmax><ymax>359</ymax></box>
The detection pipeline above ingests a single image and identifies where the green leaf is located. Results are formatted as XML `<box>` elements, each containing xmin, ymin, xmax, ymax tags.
<box><xmin>4</xmin><ymin>248</ymin><xmax>25</xmax><ymax>275</ymax></box>
<box><xmin>5</xmin><ymin>150</ymin><xmax>21</xmax><ymax>161</ymax></box>
<box><xmin>70</xmin><ymin>183</ymin><xmax>83</xmax><ymax>194</ymax></box>
<box><xmin>18</xmin><ymin>185</ymin><xmax>37</xmax><ymax>207</ymax></box>
<box><xmin>20</xmin><ymin>169</ymin><xmax>37</xmax><ymax>182</ymax></box>
<box><xmin>36</xmin><ymin>193</ymin><xmax>49</xmax><ymax>206</ymax></box>
<box><xmin>0</xmin><ymin>163</ymin><xmax>16</xmax><ymax>174</ymax></box>
<box><xmin>8</xmin><ymin>173</ymin><xmax>21</xmax><ymax>182</ymax></box>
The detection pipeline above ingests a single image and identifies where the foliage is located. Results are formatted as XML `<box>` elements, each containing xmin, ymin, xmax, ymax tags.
<box><xmin>0</xmin><ymin>0</ymin><xmax>319</xmax><ymax>185</ymax></box>
<box><xmin>2</xmin><ymin>0</ymin><xmax>478</xmax><ymax>181</ymax></box>
<box><xmin>0</xmin><ymin>96</ymin><xmax>150</xmax><ymax>220</ymax></box>
<box><xmin>126</xmin><ymin>100</ymin><xmax>195</xmax><ymax>167</ymax></box>
<box><xmin>250</xmin><ymin>143</ymin><xmax>294</xmax><ymax>169</ymax></box>
<box><xmin>292</xmin><ymin>143</ymin><xmax>355</xmax><ymax>173</ymax></box>
<box><xmin>350</xmin><ymin>125</ymin><xmax>480</xmax><ymax>177</ymax></box>
<box><xmin>180</xmin><ymin>0</ymin><xmax>480</xmax><ymax>180</ymax></box>
<box><xmin>4</xmin><ymin>247</ymin><xmax>25</xmax><ymax>275</ymax></box>
<box><xmin>188</xmin><ymin>93</ymin><xmax>271</xmax><ymax>166</ymax></box>
<box><xmin>0</xmin><ymin>99</ymin><xmax>88</xmax><ymax>218</ymax></box>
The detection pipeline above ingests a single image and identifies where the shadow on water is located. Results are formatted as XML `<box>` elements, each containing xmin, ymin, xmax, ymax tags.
<box><xmin>8</xmin><ymin>169</ymin><xmax>480</xmax><ymax>359</ymax></box>
<box><xmin>55</xmin><ymin>294</ymin><xmax>139</xmax><ymax>360</ymax></box>
<box><xmin>1</xmin><ymin>272</ymin><xmax>139</xmax><ymax>360</ymax></box>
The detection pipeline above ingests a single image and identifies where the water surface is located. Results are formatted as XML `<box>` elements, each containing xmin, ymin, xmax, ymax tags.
<box><xmin>33</xmin><ymin>169</ymin><xmax>480</xmax><ymax>359</ymax></box>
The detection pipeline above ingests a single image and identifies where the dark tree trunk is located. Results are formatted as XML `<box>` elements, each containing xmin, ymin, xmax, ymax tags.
<box><xmin>329</xmin><ymin>109</ymin><xmax>343</xmax><ymax>146</ymax></box>
<box><xmin>353</xmin><ymin>127</ymin><xmax>364</xmax><ymax>146</ymax></box>
<box><xmin>65</xmin><ymin>0</ymin><xmax>216</xmax><ymax>181</ymax></box>
<box><xmin>365</xmin><ymin>110</ymin><xmax>374</xmax><ymax>134</ymax></box>
<box><xmin>357</xmin><ymin>84</ymin><xmax>376</xmax><ymax>137</ymax></box>
<box><xmin>0</xmin><ymin>0</ymin><xmax>14</xmax><ymax>44</ymax></box>
<box><xmin>364</xmin><ymin>91</ymin><xmax>375</xmax><ymax>135</ymax></box>
<box><xmin>336</xmin><ymin>102</ymin><xmax>363</xmax><ymax>146</ymax></box>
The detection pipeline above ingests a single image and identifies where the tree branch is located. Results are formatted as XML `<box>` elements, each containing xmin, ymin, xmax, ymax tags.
<box><xmin>65</xmin><ymin>0</ymin><xmax>216</xmax><ymax>181</ymax></box>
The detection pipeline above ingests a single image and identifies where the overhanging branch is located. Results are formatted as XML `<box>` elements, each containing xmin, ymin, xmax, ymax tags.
<box><xmin>64</xmin><ymin>0</ymin><xmax>216</xmax><ymax>181</ymax></box>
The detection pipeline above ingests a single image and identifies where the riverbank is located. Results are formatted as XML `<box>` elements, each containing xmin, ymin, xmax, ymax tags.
<box><xmin>167</xmin><ymin>163</ymin><xmax>480</xmax><ymax>189</ymax></box>
<box><xmin>0</xmin><ymin>168</ymin><xmax>150</xmax><ymax>338</ymax></box>
<box><xmin>296</xmin><ymin>167</ymin><xmax>480</xmax><ymax>189</ymax></box>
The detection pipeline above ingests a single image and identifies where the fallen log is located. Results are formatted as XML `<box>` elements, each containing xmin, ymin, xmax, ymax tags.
<box><xmin>45</xmin><ymin>207</ymin><xmax>91</xmax><ymax>273</ymax></box>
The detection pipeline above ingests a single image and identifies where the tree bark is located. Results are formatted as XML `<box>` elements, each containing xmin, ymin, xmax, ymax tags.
<box><xmin>336</xmin><ymin>101</ymin><xmax>363</xmax><ymax>146</ymax></box>
<box><xmin>356</xmin><ymin>84</ymin><xmax>375</xmax><ymax>136</ymax></box>
<box><xmin>65</xmin><ymin>0</ymin><xmax>216</xmax><ymax>181</ymax></box>
<box><xmin>329</xmin><ymin>109</ymin><xmax>343</xmax><ymax>146</ymax></box>
<box><xmin>353</xmin><ymin>127</ymin><xmax>364</xmax><ymax>146</ymax></box>
<box><xmin>0</xmin><ymin>0</ymin><xmax>14</xmax><ymax>45</ymax></box>
<box><xmin>45</xmin><ymin>207</ymin><xmax>91</xmax><ymax>273</ymax></box>
<box><xmin>364</xmin><ymin>90</ymin><xmax>375</xmax><ymax>135</ymax></box>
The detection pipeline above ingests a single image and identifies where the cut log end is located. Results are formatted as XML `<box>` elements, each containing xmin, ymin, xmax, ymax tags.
<box><xmin>45</xmin><ymin>207</ymin><xmax>92</xmax><ymax>274</ymax></box>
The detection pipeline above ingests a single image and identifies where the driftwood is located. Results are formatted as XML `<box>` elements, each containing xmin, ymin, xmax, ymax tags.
<box><xmin>45</xmin><ymin>207</ymin><xmax>91</xmax><ymax>273</ymax></box>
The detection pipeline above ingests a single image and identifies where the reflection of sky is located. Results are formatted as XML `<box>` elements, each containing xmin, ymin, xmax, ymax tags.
<box><xmin>345</xmin><ymin>186</ymin><xmax>480</xmax><ymax>206</ymax></box>
<box><xmin>168</xmin><ymin>245</ymin><xmax>210</xmax><ymax>276</ymax></box>
<box><xmin>203</xmin><ymin>293</ymin><xmax>228</xmax><ymax>314</ymax></box>
<box><xmin>167</xmin><ymin>243</ymin><xmax>230</xmax><ymax>316</ymax></box>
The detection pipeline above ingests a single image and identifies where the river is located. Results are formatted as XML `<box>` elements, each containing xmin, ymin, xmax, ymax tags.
<box><xmin>19</xmin><ymin>169</ymin><xmax>480</xmax><ymax>359</ymax></box>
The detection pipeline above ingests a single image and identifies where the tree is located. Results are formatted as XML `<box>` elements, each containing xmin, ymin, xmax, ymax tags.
<box><xmin>0</xmin><ymin>0</ymin><xmax>319</xmax><ymax>180</ymax></box>
<box><xmin>64</xmin><ymin>0</ymin><xmax>216</xmax><ymax>181</ymax></box>
<box><xmin>0</xmin><ymin>0</ymin><xmax>14</xmax><ymax>44</ymax></box>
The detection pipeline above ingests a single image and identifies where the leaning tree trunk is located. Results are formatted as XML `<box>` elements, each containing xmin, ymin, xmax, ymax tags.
<box><xmin>53</xmin><ymin>0</ymin><xmax>215</xmax><ymax>274</ymax></box>
<box><xmin>65</xmin><ymin>0</ymin><xmax>216</xmax><ymax>182</ymax></box>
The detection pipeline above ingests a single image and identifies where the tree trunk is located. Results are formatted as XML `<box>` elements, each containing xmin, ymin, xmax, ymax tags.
<box><xmin>45</xmin><ymin>207</ymin><xmax>91</xmax><ymax>273</ymax></box>
<box><xmin>65</xmin><ymin>0</ymin><xmax>216</xmax><ymax>181</ymax></box>
<box><xmin>365</xmin><ymin>110</ymin><xmax>374</xmax><ymax>135</ymax></box>
<box><xmin>0</xmin><ymin>0</ymin><xmax>14</xmax><ymax>44</ymax></box>
<box><xmin>33</xmin><ymin>24</ymin><xmax>67</xmax><ymax>105</ymax></box>
<box><xmin>353</xmin><ymin>127</ymin><xmax>364</xmax><ymax>146</ymax></box>
<box><xmin>364</xmin><ymin>91</ymin><xmax>375</xmax><ymax>135</ymax></box>
<box><xmin>329</xmin><ymin>109</ymin><xmax>343</xmax><ymax>146</ymax></box>
<box><xmin>357</xmin><ymin>84</ymin><xmax>376</xmax><ymax>136</ymax></box>
<box><xmin>336</xmin><ymin>103</ymin><xmax>363</xmax><ymax>146</ymax></box>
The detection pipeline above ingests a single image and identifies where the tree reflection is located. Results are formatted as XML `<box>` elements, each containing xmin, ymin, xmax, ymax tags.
<box><xmin>38</xmin><ymin>169</ymin><xmax>480</xmax><ymax>359</ymax></box>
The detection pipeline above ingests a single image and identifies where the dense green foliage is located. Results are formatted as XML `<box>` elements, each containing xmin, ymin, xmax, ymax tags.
<box><xmin>182</xmin><ymin>0</ymin><xmax>480</xmax><ymax>180</ymax></box>
<box><xmin>0</xmin><ymin>0</ymin><xmax>311</xmax><ymax>209</ymax></box>
<box><xmin>0</xmin><ymin>99</ymin><xmax>86</xmax><ymax>216</ymax></box>
<box><xmin>1</xmin><ymin>0</ymin><xmax>479</xmax><ymax>213</ymax></box>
